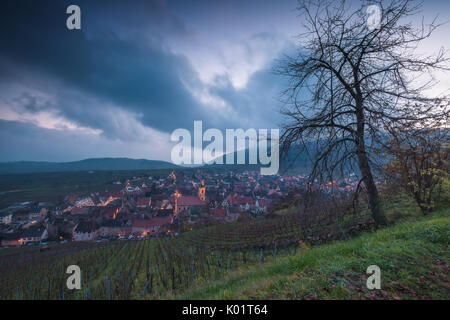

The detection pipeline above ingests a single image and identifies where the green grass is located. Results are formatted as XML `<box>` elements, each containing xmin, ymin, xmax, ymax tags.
<box><xmin>171</xmin><ymin>207</ymin><xmax>449</xmax><ymax>300</ymax></box>
<box><xmin>382</xmin><ymin>192</ymin><xmax>423</xmax><ymax>223</ymax></box>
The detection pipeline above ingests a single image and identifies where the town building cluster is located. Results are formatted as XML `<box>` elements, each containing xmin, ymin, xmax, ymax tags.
<box><xmin>0</xmin><ymin>169</ymin><xmax>360</xmax><ymax>247</ymax></box>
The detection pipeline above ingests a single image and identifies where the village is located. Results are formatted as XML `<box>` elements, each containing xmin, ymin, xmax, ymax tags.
<box><xmin>0</xmin><ymin>169</ymin><xmax>360</xmax><ymax>247</ymax></box>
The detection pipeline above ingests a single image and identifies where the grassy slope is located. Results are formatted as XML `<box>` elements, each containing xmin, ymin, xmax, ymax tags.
<box><xmin>171</xmin><ymin>207</ymin><xmax>449</xmax><ymax>300</ymax></box>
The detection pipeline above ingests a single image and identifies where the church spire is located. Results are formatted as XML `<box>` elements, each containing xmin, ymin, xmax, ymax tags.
<box><xmin>198</xmin><ymin>180</ymin><xmax>206</xmax><ymax>201</ymax></box>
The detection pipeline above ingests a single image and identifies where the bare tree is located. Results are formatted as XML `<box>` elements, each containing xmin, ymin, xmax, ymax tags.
<box><xmin>277</xmin><ymin>0</ymin><xmax>449</xmax><ymax>226</ymax></box>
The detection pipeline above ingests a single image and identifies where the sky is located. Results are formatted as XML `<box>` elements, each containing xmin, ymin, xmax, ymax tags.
<box><xmin>0</xmin><ymin>0</ymin><xmax>449</xmax><ymax>162</ymax></box>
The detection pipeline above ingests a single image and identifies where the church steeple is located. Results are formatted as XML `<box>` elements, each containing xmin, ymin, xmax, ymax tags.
<box><xmin>198</xmin><ymin>180</ymin><xmax>206</xmax><ymax>201</ymax></box>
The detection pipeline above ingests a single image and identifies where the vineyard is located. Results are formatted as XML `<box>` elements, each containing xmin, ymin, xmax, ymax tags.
<box><xmin>0</xmin><ymin>207</ymin><xmax>373</xmax><ymax>300</ymax></box>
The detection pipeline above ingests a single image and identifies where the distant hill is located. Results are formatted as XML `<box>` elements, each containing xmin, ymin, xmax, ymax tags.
<box><xmin>207</xmin><ymin>143</ymin><xmax>364</xmax><ymax>176</ymax></box>
<box><xmin>208</xmin><ymin>146</ymin><xmax>312</xmax><ymax>174</ymax></box>
<box><xmin>0</xmin><ymin>158</ymin><xmax>178</xmax><ymax>174</ymax></box>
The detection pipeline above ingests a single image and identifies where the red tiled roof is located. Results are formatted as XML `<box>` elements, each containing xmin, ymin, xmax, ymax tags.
<box><xmin>232</xmin><ymin>196</ymin><xmax>255</xmax><ymax>205</ymax></box>
<box><xmin>268</xmin><ymin>189</ymin><xmax>280</xmax><ymax>196</ymax></box>
<box><xmin>137</xmin><ymin>197</ymin><xmax>151</xmax><ymax>207</ymax></box>
<box><xmin>212</xmin><ymin>208</ymin><xmax>227</xmax><ymax>218</ymax></box>
<box><xmin>75</xmin><ymin>220</ymin><xmax>100</xmax><ymax>233</ymax></box>
<box><xmin>141</xmin><ymin>187</ymin><xmax>151</xmax><ymax>194</ymax></box>
<box><xmin>71</xmin><ymin>207</ymin><xmax>90</xmax><ymax>215</ymax></box>
<box><xmin>132</xmin><ymin>216</ymin><xmax>172</xmax><ymax>228</ymax></box>
<box><xmin>177</xmin><ymin>196</ymin><xmax>205</xmax><ymax>206</ymax></box>
<box><xmin>101</xmin><ymin>207</ymin><xmax>118</xmax><ymax>218</ymax></box>
<box><xmin>98</xmin><ymin>191</ymin><xmax>121</xmax><ymax>198</ymax></box>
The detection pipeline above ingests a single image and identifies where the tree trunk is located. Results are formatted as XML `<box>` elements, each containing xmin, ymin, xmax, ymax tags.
<box><xmin>355</xmin><ymin>100</ymin><xmax>388</xmax><ymax>227</ymax></box>
<box><xmin>356</xmin><ymin>148</ymin><xmax>388</xmax><ymax>227</ymax></box>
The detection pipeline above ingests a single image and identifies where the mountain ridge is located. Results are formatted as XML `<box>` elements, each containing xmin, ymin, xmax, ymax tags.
<box><xmin>0</xmin><ymin>157</ymin><xmax>178</xmax><ymax>174</ymax></box>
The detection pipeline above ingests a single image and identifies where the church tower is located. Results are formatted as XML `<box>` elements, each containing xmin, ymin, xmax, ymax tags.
<box><xmin>198</xmin><ymin>180</ymin><xmax>206</xmax><ymax>202</ymax></box>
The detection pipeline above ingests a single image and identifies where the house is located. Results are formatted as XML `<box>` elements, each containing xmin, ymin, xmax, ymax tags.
<box><xmin>174</xmin><ymin>183</ymin><xmax>209</xmax><ymax>214</ymax></box>
<box><xmin>0</xmin><ymin>232</ymin><xmax>22</xmax><ymax>246</ymax></box>
<box><xmin>254</xmin><ymin>199</ymin><xmax>270</xmax><ymax>214</ymax></box>
<box><xmin>211</xmin><ymin>205</ymin><xmax>241</xmax><ymax>222</ymax></box>
<box><xmin>267</xmin><ymin>189</ymin><xmax>282</xmax><ymax>196</ymax></box>
<box><xmin>98</xmin><ymin>191</ymin><xmax>122</xmax><ymax>206</ymax></box>
<box><xmin>22</xmin><ymin>219</ymin><xmax>43</xmax><ymax>229</ymax></box>
<box><xmin>132</xmin><ymin>216</ymin><xmax>173</xmax><ymax>236</ymax></box>
<box><xmin>226</xmin><ymin>196</ymin><xmax>255</xmax><ymax>212</ymax></box>
<box><xmin>46</xmin><ymin>217</ymin><xmax>75</xmax><ymax>241</ymax></box>
<box><xmin>71</xmin><ymin>206</ymin><xmax>90</xmax><ymax>216</ymax></box>
<box><xmin>126</xmin><ymin>185</ymin><xmax>141</xmax><ymax>193</ymax></box>
<box><xmin>99</xmin><ymin>219</ymin><xmax>130</xmax><ymax>237</ymax></box>
<box><xmin>13</xmin><ymin>210</ymin><xmax>30</xmax><ymax>221</ymax></box>
<box><xmin>221</xmin><ymin>195</ymin><xmax>233</xmax><ymax>207</ymax></box>
<box><xmin>212</xmin><ymin>207</ymin><xmax>227</xmax><ymax>219</ymax></box>
<box><xmin>66</xmin><ymin>194</ymin><xmax>79</xmax><ymax>205</ymax></box>
<box><xmin>0</xmin><ymin>212</ymin><xmax>13</xmax><ymax>225</ymax></box>
<box><xmin>29</xmin><ymin>206</ymin><xmax>48</xmax><ymax>219</ymax></box>
<box><xmin>175</xmin><ymin>196</ymin><xmax>206</xmax><ymax>214</ymax></box>
<box><xmin>156</xmin><ymin>208</ymin><xmax>173</xmax><ymax>217</ymax></box>
<box><xmin>74</xmin><ymin>197</ymin><xmax>95</xmax><ymax>207</ymax></box>
<box><xmin>20</xmin><ymin>226</ymin><xmax>48</xmax><ymax>244</ymax></box>
<box><xmin>99</xmin><ymin>207</ymin><xmax>119</xmax><ymax>220</ymax></box>
<box><xmin>160</xmin><ymin>199</ymin><xmax>173</xmax><ymax>210</ymax></box>
<box><xmin>73</xmin><ymin>220</ymin><xmax>100</xmax><ymax>241</ymax></box>
<box><xmin>136</xmin><ymin>197</ymin><xmax>151</xmax><ymax>208</ymax></box>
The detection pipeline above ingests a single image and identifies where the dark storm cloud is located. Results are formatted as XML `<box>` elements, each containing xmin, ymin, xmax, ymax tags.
<box><xmin>0</xmin><ymin>0</ymin><xmax>300</xmax><ymax>161</ymax></box>
<box><xmin>0</xmin><ymin>0</ymin><xmax>291</xmax><ymax>138</ymax></box>
<box><xmin>0</xmin><ymin>0</ymin><xmax>211</xmax><ymax>134</ymax></box>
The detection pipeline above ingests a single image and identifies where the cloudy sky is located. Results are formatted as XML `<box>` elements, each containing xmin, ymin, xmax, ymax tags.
<box><xmin>0</xmin><ymin>0</ymin><xmax>448</xmax><ymax>162</ymax></box>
